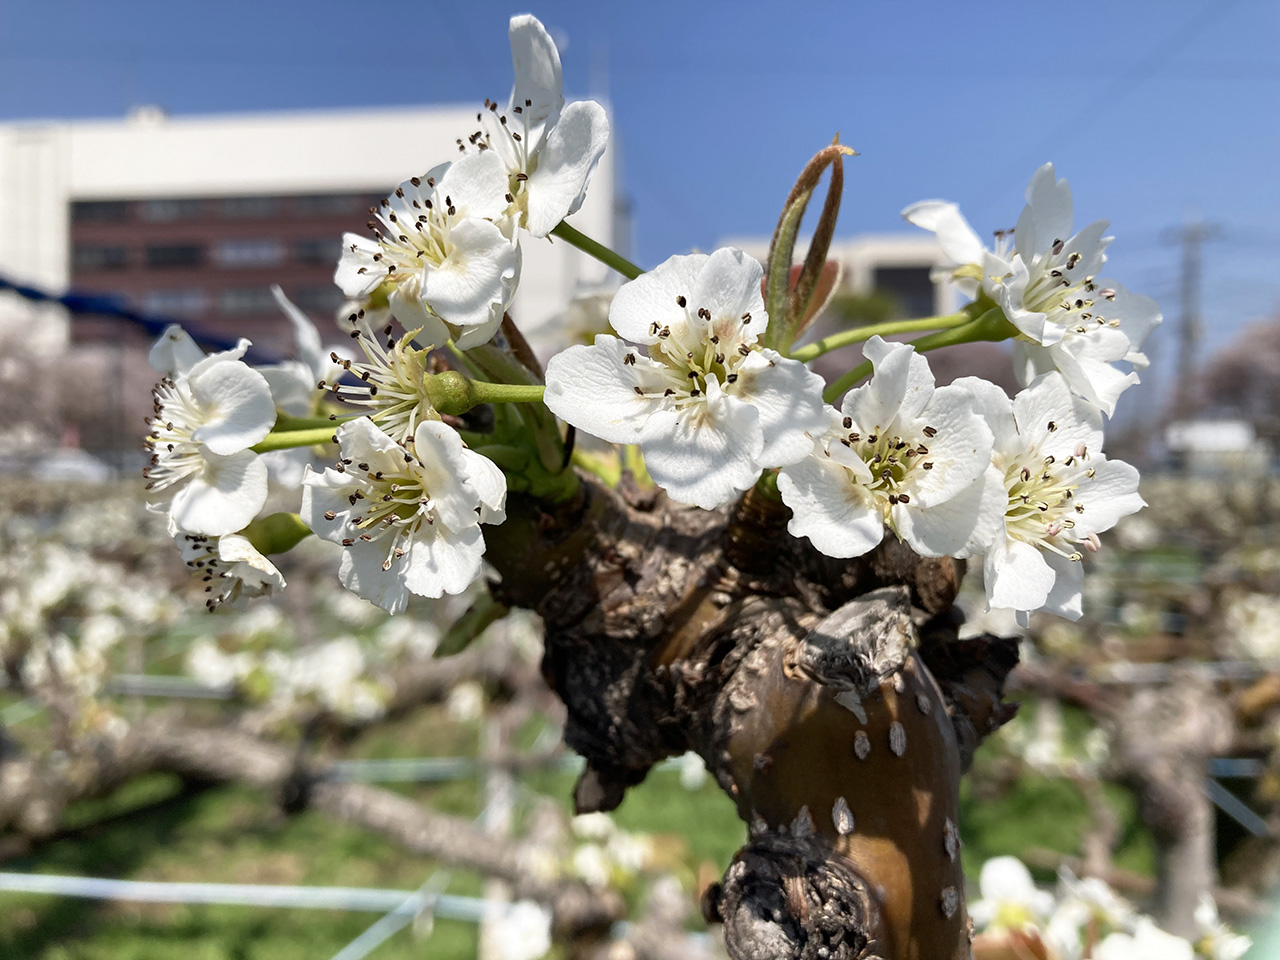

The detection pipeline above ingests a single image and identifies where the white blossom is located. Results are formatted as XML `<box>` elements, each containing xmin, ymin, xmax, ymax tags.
<box><xmin>144</xmin><ymin>326</ymin><xmax>275</xmax><ymax>536</ymax></box>
<box><xmin>258</xmin><ymin>285</ymin><xmax>346</xmax><ymax>416</ymax></box>
<box><xmin>322</xmin><ymin>313</ymin><xmax>438</xmax><ymax>444</ymax></box>
<box><xmin>1194</xmin><ymin>895</ymin><xmax>1252</xmax><ymax>960</ymax></box>
<box><xmin>969</xmin><ymin>856</ymin><xmax>1056</xmax><ymax>934</ymax></box>
<box><xmin>777</xmin><ymin>337</ymin><xmax>1001</xmax><ymax>558</ymax></box>
<box><xmin>544</xmin><ymin>248</ymin><xmax>828</xmax><ymax>508</ymax></box>
<box><xmin>488</xmin><ymin>901</ymin><xmax>552</xmax><ymax>960</ymax></box>
<box><xmin>335</xmin><ymin>150</ymin><xmax>519</xmax><ymax>350</ymax></box>
<box><xmin>904</xmin><ymin>163</ymin><xmax>1161</xmax><ymax>416</ymax></box>
<box><xmin>476</xmin><ymin>14</ymin><xmax>609</xmax><ymax>238</ymax></box>
<box><xmin>301</xmin><ymin>417</ymin><xmax>506</xmax><ymax>613</ymax></box>
<box><xmin>961</xmin><ymin>373</ymin><xmax>1144</xmax><ymax>621</ymax></box>
<box><xmin>1044</xmin><ymin>869</ymin><xmax>1137</xmax><ymax>959</ymax></box>
<box><xmin>175</xmin><ymin>532</ymin><xmax>286</xmax><ymax>610</ymax></box>
<box><xmin>1095</xmin><ymin>919</ymin><xmax>1194</xmax><ymax>960</ymax></box>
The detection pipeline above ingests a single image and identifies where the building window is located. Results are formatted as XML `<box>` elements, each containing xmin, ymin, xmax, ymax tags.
<box><xmin>72</xmin><ymin>245</ymin><xmax>129</xmax><ymax>271</ymax></box>
<box><xmin>140</xmin><ymin>198</ymin><xmax>205</xmax><ymax>222</ymax></box>
<box><xmin>294</xmin><ymin>237</ymin><xmax>343</xmax><ymax>265</ymax></box>
<box><xmin>220</xmin><ymin>196</ymin><xmax>280</xmax><ymax>219</ymax></box>
<box><xmin>212</xmin><ymin>238</ymin><xmax>286</xmax><ymax>268</ymax></box>
<box><xmin>146</xmin><ymin>244</ymin><xmax>204</xmax><ymax>269</ymax></box>
<box><xmin>294</xmin><ymin>194</ymin><xmax>361</xmax><ymax>217</ymax></box>
<box><xmin>291</xmin><ymin>286</ymin><xmax>343</xmax><ymax>315</ymax></box>
<box><xmin>871</xmin><ymin>266</ymin><xmax>936</xmax><ymax>320</ymax></box>
<box><xmin>220</xmin><ymin>287</ymin><xmax>277</xmax><ymax>315</ymax></box>
<box><xmin>72</xmin><ymin>200</ymin><xmax>131</xmax><ymax>223</ymax></box>
<box><xmin>143</xmin><ymin>289</ymin><xmax>206</xmax><ymax>316</ymax></box>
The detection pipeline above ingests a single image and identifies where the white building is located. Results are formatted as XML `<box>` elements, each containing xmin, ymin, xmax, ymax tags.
<box><xmin>0</xmin><ymin>104</ymin><xmax>619</xmax><ymax>355</ymax></box>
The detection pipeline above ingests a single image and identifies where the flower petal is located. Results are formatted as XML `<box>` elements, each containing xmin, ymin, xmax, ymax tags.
<box><xmin>985</xmin><ymin>537</ymin><xmax>1056</xmax><ymax>613</ymax></box>
<box><xmin>437</xmin><ymin>150</ymin><xmax>512</xmax><ymax>222</ymax></box>
<box><xmin>425</xmin><ymin>217</ymin><xmax>517</xmax><ymax>344</ymax></box>
<box><xmin>170</xmin><ymin>450</ymin><xmax>268</xmax><ymax>536</ymax></box>
<box><xmin>188</xmin><ymin>360</ymin><xmax>277</xmax><ymax>455</ymax></box>
<box><xmin>507</xmin><ymin>14</ymin><xmax>564</xmax><ymax>129</ymax></box>
<box><xmin>736</xmin><ymin>349</ymin><xmax>827</xmax><ymax>467</ymax></box>
<box><xmin>400</xmin><ymin>522</ymin><xmax>486</xmax><ymax>600</ymax></box>
<box><xmin>778</xmin><ymin>455</ymin><xmax>883</xmax><ymax>558</ymax></box>
<box><xmin>334</xmin><ymin>233</ymin><xmax>385</xmax><ymax>299</ymax></box>
<box><xmin>901</xmin><ymin>200</ymin><xmax>986</xmax><ymax>266</ymax></box>
<box><xmin>638</xmin><ymin>394</ymin><xmax>763</xmax><ymax>509</ymax></box>
<box><xmin>524</xmin><ymin>99</ymin><xmax>610</xmax><ymax>238</ymax></box>
<box><xmin>544</xmin><ymin>336</ymin><xmax>670</xmax><ymax>444</ymax></box>
<box><xmin>149</xmin><ymin>325</ymin><xmax>207</xmax><ymax>376</ymax></box>
<box><xmin>607</xmin><ymin>253</ymin><xmax>708</xmax><ymax>345</ymax></box>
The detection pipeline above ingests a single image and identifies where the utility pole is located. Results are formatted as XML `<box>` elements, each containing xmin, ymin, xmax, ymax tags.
<box><xmin>1163</xmin><ymin>218</ymin><xmax>1219</xmax><ymax>420</ymax></box>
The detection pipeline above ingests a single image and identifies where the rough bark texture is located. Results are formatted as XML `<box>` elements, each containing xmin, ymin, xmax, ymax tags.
<box><xmin>486</xmin><ymin>476</ymin><xmax>1022</xmax><ymax>960</ymax></box>
<box><xmin>1112</xmin><ymin>671</ymin><xmax>1233</xmax><ymax>939</ymax></box>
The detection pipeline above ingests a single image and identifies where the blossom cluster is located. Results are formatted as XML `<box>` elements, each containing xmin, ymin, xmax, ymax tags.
<box><xmin>969</xmin><ymin>856</ymin><xmax>1250</xmax><ymax>960</ymax></box>
<box><xmin>139</xmin><ymin>11</ymin><xmax>1157</xmax><ymax>630</ymax></box>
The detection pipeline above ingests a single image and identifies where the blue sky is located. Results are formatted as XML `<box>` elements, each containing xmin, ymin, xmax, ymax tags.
<box><xmin>2</xmin><ymin>0</ymin><xmax>1277</xmax><ymax>405</ymax></box>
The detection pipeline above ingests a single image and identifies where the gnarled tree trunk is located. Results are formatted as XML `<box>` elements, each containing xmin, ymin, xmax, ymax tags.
<box><xmin>487</xmin><ymin>475</ymin><xmax>1021</xmax><ymax>960</ymax></box>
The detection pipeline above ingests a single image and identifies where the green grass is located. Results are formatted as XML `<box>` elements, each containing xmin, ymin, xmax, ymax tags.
<box><xmin>0</xmin><ymin>693</ymin><xmax>1157</xmax><ymax>959</ymax></box>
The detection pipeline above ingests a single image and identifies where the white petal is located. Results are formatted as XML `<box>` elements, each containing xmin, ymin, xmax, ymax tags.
<box><xmin>1102</xmin><ymin>281</ymin><xmax>1162</xmax><ymax>352</ymax></box>
<box><xmin>524</xmin><ymin>100</ymin><xmax>610</xmax><ymax>238</ymax></box>
<box><xmin>985</xmin><ymin>538</ymin><xmax>1056</xmax><ymax>613</ymax></box>
<box><xmin>638</xmin><ymin>397</ymin><xmax>763</xmax><ymax>509</ymax></box>
<box><xmin>858</xmin><ymin>336</ymin><xmax>937</xmax><ymax>426</ymax></box>
<box><xmin>336</xmin><ymin>417</ymin><xmax>407</xmax><ymax>476</ymax></box>
<box><xmin>544</xmin><ymin>336</ymin><xmax>668</xmax><ymax>445</ymax></box>
<box><xmin>436</xmin><ymin>150</ymin><xmax>511</xmax><ymax>221</ymax></box>
<box><xmin>507</xmin><ymin>14</ymin><xmax>564</xmax><ymax>129</ymax></box>
<box><xmin>1017</xmin><ymin>163</ymin><xmax>1073</xmax><ymax>260</ymax></box>
<box><xmin>1012</xmin><ymin>372</ymin><xmax>1103</xmax><ymax>457</ymax></box>
<box><xmin>894</xmin><ymin>466</ymin><xmax>996</xmax><ymax>557</ymax></box>
<box><xmin>688</xmin><ymin>247</ymin><xmax>766</xmax><ymax>337</ymax></box>
<box><xmin>217</xmin><ymin>534</ymin><xmax>286</xmax><ymax>592</ymax></box>
<box><xmin>259</xmin><ymin>360</ymin><xmax>317</xmax><ymax>417</ymax></box>
<box><xmin>979</xmin><ymin>856</ymin><xmax>1039</xmax><ymax>904</ymax></box>
<box><xmin>270</xmin><ymin>285</ymin><xmax>326</xmax><ymax>379</ymax></box>
<box><xmin>461</xmin><ymin>447</ymin><xmax>508</xmax><ymax>524</ymax></box>
<box><xmin>188</xmin><ymin>360</ymin><xmax>277</xmax><ymax>455</ymax></box>
<box><xmin>901</xmin><ymin>200</ymin><xmax>986</xmax><ymax>266</ymax></box>
<box><xmin>1041</xmin><ymin>551</ymin><xmax>1084</xmax><ymax>621</ymax></box>
<box><xmin>410</xmin><ymin>420</ymin><xmax>482</xmax><ymax>532</ymax></box>
<box><xmin>300</xmin><ymin>465</ymin><xmax>362</xmax><ymax>546</ymax></box>
<box><xmin>736</xmin><ymin>349</ymin><xmax>828</xmax><ymax>466</ymax></box>
<box><xmin>1041</xmin><ymin>337</ymin><xmax>1140</xmax><ymax>417</ymax></box>
<box><xmin>778</xmin><ymin>456</ymin><xmax>883</xmax><ymax>558</ymax></box>
<box><xmin>951</xmin><ymin>376</ymin><xmax>1018</xmax><ymax>455</ymax></box>
<box><xmin>388</xmin><ymin>284</ymin><xmax>452</xmax><ymax>349</ymax></box>
<box><xmin>608</xmin><ymin>252</ymin><xmax>709</xmax><ymax>345</ymax></box>
<box><xmin>425</xmin><ymin>218</ymin><xmax>517</xmax><ymax>344</ymax></box>
<box><xmin>337</xmin><ymin>540</ymin><xmax>411</xmax><ymax>614</ymax></box>
<box><xmin>401</xmin><ymin>523</ymin><xmax>486</xmax><ymax>599</ymax></box>
<box><xmin>334</xmin><ymin>233</ymin><xmax>385</xmax><ymax>299</ymax></box>
<box><xmin>1074</xmin><ymin>458</ymin><xmax>1144</xmax><ymax>536</ymax></box>
<box><xmin>149</xmin><ymin>325</ymin><xmax>206</xmax><ymax>376</ymax></box>
<box><xmin>170</xmin><ymin>450</ymin><xmax>268</xmax><ymax>536</ymax></box>
<box><xmin>904</xmin><ymin>384</ymin><xmax>993</xmax><ymax>506</ymax></box>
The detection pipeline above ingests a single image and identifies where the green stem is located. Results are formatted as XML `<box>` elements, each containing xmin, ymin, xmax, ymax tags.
<box><xmin>424</xmin><ymin>371</ymin><xmax>545</xmax><ymax>416</ymax></box>
<box><xmin>821</xmin><ymin>307</ymin><xmax>1017</xmax><ymax>403</ymax></box>
<box><xmin>274</xmin><ymin>412</ymin><xmax>360</xmax><ymax>431</ymax></box>
<box><xmin>251</xmin><ymin>427</ymin><xmax>338</xmax><ymax>453</ymax></box>
<box><xmin>788</xmin><ymin>312</ymin><xmax>971</xmax><ymax>364</ymax></box>
<box><xmin>551</xmin><ymin>221</ymin><xmax>643</xmax><ymax>280</ymax></box>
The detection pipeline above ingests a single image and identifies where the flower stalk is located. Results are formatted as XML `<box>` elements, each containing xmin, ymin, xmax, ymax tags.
<box><xmin>822</xmin><ymin>306</ymin><xmax>1017</xmax><ymax>402</ymax></box>
<box><xmin>422</xmin><ymin>371</ymin><xmax>546</xmax><ymax>416</ymax></box>
<box><xmin>550</xmin><ymin>220</ymin><xmax>643</xmax><ymax>280</ymax></box>
<box><xmin>788</xmin><ymin>311</ymin><xmax>971</xmax><ymax>364</ymax></box>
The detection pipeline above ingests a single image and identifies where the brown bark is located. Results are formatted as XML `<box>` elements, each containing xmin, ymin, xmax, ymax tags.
<box><xmin>486</xmin><ymin>476</ymin><xmax>1022</xmax><ymax>960</ymax></box>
